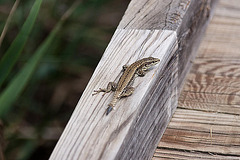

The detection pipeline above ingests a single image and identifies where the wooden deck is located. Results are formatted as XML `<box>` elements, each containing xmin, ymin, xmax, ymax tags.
<box><xmin>153</xmin><ymin>0</ymin><xmax>240</xmax><ymax>159</ymax></box>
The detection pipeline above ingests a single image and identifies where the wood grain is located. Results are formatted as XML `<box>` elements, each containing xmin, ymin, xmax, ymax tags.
<box><xmin>154</xmin><ymin>147</ymin><xmax>240</xmax><ymax>160</ymax></box>
<box><xmin>159</xmin><ymin>109</ymin><xmax>240</xmax><ymax>155</ymax></box>
<box><xmin>154</xmin><ymin>0</ymin><xmax>240</xmax><ymax>159</ymax></box>
<box><xmin>118</xmin><ymin>0</ymin><xmax>191</xmax><ymax>30</ymax></box>
<box><xmin>50</xmin><ymin>29</ymin><xmax>178</xmax><ymax>160</ymax></box>
<box><xmin>50</xmin><ymin>0</ymin><xmax>217</xmax><ymax>159</ymax></box>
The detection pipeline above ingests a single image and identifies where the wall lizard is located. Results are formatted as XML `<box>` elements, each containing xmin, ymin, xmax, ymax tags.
<box><xmin>93</xmin><ymin>57</ymin><xmax>160</xmax><ymax>115</ymax></box>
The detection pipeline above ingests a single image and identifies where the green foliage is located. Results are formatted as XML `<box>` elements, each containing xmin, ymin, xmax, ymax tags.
<box><xmin>0</xmin><ymin>0</ymin><xmax>42</xmax><ymax>87</ymax></box>
<box><xmin>0</xmin><ymin>17</ymin><xmax>61</xmax><ymax>117</ymax></box>
<box><xmin>0</xmin><ymin>0</ymin><xmax>127</xmax><ymax>159</ymax></box>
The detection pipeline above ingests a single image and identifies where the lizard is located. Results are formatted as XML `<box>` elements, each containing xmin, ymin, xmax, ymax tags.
<box><xmin>92</xmin><ymin>57</ymin><xmax>160</xmax><ymax>115</ymax></box>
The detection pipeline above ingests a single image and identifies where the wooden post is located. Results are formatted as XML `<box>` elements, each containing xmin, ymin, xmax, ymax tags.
<box><xmin>50</xmin><ymin>0</ymin><xmax>218</xmax><ymax>159</ymax></box>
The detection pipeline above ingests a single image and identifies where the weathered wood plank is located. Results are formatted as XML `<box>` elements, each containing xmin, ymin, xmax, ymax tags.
<box><xmin>179</xmin><ymin>99</ymin><xmax>240</xmax><ymax>115</ymax></box>
<box><xmin>154</xmin><ymin>0</ymin><xmax>240</xmax><ymax>159</ymax></box>
<box><xmin>51</xmin><ymin>27</ymin><xmax>178</xmax><ymax>160</ymax></box>
<box><xmin>183</xmin><ymin>75</ymin><xmax>240</xmax><ymax>94</ymax></box>
<box><xmin>50</xmin><ymin>0</ymin><xmax>217</xmax><ymax>159</ymax></box>
<box><xmin>50</xmin><ymin>28</ymin><xmax>178</xmax><ymax>160</ymax></box>
<box><xmin>190</xmin><ymin>58</ymin><xmax>240</xmax><ymax>77</ymax></box>
<box><xmin>184</xmin><ymin>73</ymin><xmax>240</xmax><ymax>89</ymax></box>
<box><xmin>178</xmin><ymin>71</ymin><xmax>240</xmax><ymax>115</ymax></box>
<box><xmin>159</xmin><ymin>110</ymin><xmax>240</xmax><ymax>155</ymax></box>
<box><xmin>118</xmin><ymin>0</ymin><xmax>191</xmax><ymax>30</ymax></box>
<box><xmin>180</xmin><ymin>92</ymin><xmax>240</xmax><ymax>105</ymax></box>
<box><xmin>197</xmin><ymin>0</ymin><xmax>240</xmax><ymax>59</ymax></box>
<box><xmin>154</xmin><ymin>147</ymin><xmax>240</xmax><ymax>160</ymax></box>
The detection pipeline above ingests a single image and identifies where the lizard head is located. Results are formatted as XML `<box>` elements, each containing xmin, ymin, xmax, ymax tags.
<box><xmin>143</xmin><ymin>57</ymin><xmax>160</xmax><ymax>70</ymax></box>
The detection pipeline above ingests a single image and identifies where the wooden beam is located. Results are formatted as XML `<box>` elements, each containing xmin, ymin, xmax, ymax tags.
<box><xmin>50</xmin><ymin>0</ymin><xmax>218</xmax><ymax>159</ymax></box>
<box><xmin>154</xmin><ymin>1</ymin><xmax>240</xmax><ymax>158</ymax></box>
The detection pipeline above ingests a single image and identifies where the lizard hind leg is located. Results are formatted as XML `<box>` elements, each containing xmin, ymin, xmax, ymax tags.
<box><xmin>121</xmin><ymin>86</ymin><xmax>135</xmax><ymax>97</ymax></box>
<box><xmin>92</xmin><ymin>82</ymin><xmax>117</xmax><ymax>96</ymax></box>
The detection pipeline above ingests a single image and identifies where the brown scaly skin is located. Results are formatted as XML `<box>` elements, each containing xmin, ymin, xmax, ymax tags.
<box><xmin>93</xmin><ymin>57</ymin><xmax>160</xmax><ymax>115</ymax></box>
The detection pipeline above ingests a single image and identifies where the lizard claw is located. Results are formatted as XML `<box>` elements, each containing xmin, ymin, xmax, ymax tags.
<box><xmin>92</xmin><ymin>88</ymin><xmax>106</xmax><ymax>96</ymax></box>
<box><xmin>92</xmin><ymin>91</ymin><xmax>99</xmax><ymax>96</ymax></box>
<box><xmin>92</xmin><ymin>88</ymin><xmax>102</xmax><ymax>96</ymax></box>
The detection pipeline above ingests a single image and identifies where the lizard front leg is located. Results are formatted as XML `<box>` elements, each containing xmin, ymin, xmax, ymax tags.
<box><xmin>92</xmin><ymin>82</ymin><xmax>117</xmax><ymax>96</ymax></box>
<box><xmin>122</xmin><ymin>65</ymin><xmax>128</xmax><ymax>72</ymax></box>
<box><xmin>136</xmin><ymin>68</ymin><xmax>146</xmax><ymax>77</ymax></box>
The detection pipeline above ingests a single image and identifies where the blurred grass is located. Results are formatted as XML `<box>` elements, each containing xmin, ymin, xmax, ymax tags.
<box><xmin>0</xmin><ymin>0</ymin><xmax>42</xmax><ymax>116</ymax></box>
<box><xmin>0</xmin><ymin>0</ymin><xmax>129</xmax><ymax>159</ymax></box>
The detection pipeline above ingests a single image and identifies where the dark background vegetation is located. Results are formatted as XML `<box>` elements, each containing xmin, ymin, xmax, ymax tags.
<box><xmin>0</xmin><ymin>0</ymin><xmax>130</xmax><ymax>159</ymax></box>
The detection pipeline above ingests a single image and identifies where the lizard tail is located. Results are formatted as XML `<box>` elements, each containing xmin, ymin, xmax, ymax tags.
<box><xmin>106</xmin><ymin>101</ymin><xmax>117</xmax><ymax>115</ymax></box>
<box><xmin>106</xmin><ymin>93</ymin><xmax>118</xmax><ymax>115</ymax></box>
<box><xmin>106</xmin><ymin>105</ymin><xmax>113</xmax><ymax>115</ymax></box>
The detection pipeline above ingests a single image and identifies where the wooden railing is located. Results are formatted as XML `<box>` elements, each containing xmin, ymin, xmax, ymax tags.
<box><xmin>50</xmin><ymin>0</ymin><xmax>217</xmax><ymax>159</ymax></box>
